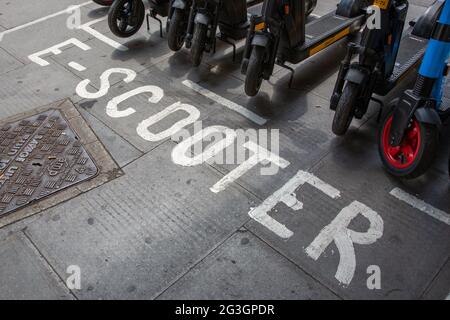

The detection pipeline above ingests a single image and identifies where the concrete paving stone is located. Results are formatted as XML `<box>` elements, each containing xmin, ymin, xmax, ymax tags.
<box><xmin>79</xmin><ymin>64</ymin><xmax>233</xmax><ymax>153</ymax></box>
<box><xmin>0</xmin><ymin>0</ymin><xmax>89</xmax><ymax>29</ymax></box>
<box><xmin>0</xmin><ymin>62</ymin><xmax>86</xmax><ymax>121</ymax></box>
<box><xmin>77</xmin><ymin>107</ymin><xmax>143</xmax><ymax>167</ymax></box>
<box><xmin>50</xmin><ymin>12</ymin><xmax>175</xmax><ymax>80</ymax></box>
<box><xmin>0</xmin><ymin>232</ymin><xmax>73</xmax><ymax>300</ymax></box>
<box><xmin>246</xmin><ymin>122</ymin><xmax>450</xmax><ymax>299</ymax></box>
<box><xmin>0</xmin><ymin>10</ymin><xmax>95</xmax><ymax>64</ymax></box>
<box><xmin>25</xmin><ymin>140</ymin><xmax>259</xmax><ymax>299</ymax></box>
<box><xmin>423</xmin><ymin>258</ymin><xmax>450</xmax><ymax>299</ymax></box>
<box><xmin>0</xmin><ymin>47</ymin><xmax>23</xmax><ymax>75</ymax></box>
<box><xmin>159</xmin><ymin>231</ymin><xmax>339</xmax><ymax>299</ymax></box>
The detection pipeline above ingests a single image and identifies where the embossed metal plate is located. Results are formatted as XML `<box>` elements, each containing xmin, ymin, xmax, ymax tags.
<box><xmin>0</xmin><ymin>109</ymin><xmax>98</xmax><ymax>217</ymax></box>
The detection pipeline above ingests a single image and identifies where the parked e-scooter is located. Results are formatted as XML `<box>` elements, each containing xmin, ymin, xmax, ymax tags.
<box><xmin>108</xmin><ymin>0</ymin><xmax>169</xmax><ymax>38</ymax></box>
<box><xmin>330</xmin><ymin>0</ymin><xmax>443</xmax><ymax>136</ymax></box>
<box><xmin>241</xmin><ymin>0</ymin><xmax>367</xmax><ymax>96</ymax></box>
<box><xmin>185</xmin><ymin>0</ymin><xmax>267</xmax><ymax>66</ymax></box>
<box><xmin>166</xmin><ymin>0</ymin><xmax>194</xmax><ymax>51</ymax></box>
<box><xmin>378</xmin><ymin>0</ymin><xmax>449</xmax><ymax>179</ymax></box>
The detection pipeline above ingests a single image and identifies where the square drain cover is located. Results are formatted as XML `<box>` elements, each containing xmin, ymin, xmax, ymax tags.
<box><xmin>0</xmin><ymin>109</ymin><xmax>98</xmax><ymax>217</ymax></box>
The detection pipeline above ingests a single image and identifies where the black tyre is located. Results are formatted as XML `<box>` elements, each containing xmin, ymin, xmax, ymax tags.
<box><xmin>108</xmin><ymin>0</ymin><xmax>145</xmax><ymax>38</ymax></box>
<box><xmin>167</xmin><ymin>9</ymin><xmax>185</xmax><ymax>51</ymax></box>
<box><xmin>93</xmin><ymin>0</ymin><xmax>114</xmax><ymax>6</ymax></box>
<box><xmin>378</xmin><ymin>111</ymin><xmax>439</xmax><ymax>179</ymax></box>
<box><xmin>244</xmin><ymin>46</ymin><xmax>265</xmax><ymax>97</ymax></box>
<box><xmin>332</xmin><ymin>82</ymin><xmax>359</xmax><ymax>136</ymax></box>
<box><xmin>190</xmin><ymin>23</ymin><xmax>208</xmax><ymax>67</ymax></box>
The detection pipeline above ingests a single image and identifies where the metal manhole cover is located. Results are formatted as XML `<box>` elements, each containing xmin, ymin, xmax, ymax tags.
<box><xmin>0</xmin><ymin>109</ymin><xmax>98</xmax><ymax>217</ymax></box>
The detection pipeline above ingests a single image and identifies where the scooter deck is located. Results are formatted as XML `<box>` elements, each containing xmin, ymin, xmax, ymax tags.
<box><xmin>375</xmin><ymin>28</ymin><xmax>428</xmax><ymax>95</ymax></box>
<box><xmin>278</xmin><ymin>12</ymin><xmax>364</xmax><ymax>64</ymax></box>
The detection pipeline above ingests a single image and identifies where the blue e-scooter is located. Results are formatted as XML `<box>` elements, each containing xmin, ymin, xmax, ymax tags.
<box><xmin>378</xmin><ymin>0</ymin><xmax>450</xmax><ymax>179</ymax></box>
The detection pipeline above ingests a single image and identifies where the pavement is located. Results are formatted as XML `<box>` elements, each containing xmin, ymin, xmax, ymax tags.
<box><xmin>0</xmin><ymin>0</ymin><xmax>449</xmax><ymax>300</ymax></box>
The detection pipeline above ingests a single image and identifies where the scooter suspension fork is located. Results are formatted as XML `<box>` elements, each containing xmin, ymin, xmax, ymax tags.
<box><xmin>186</xmin><ymin>2</ymin><xmax>196</xmax><ymax>47</ymax></box>
<box><xmin>330</xmin><ymin>42</ymin><xmax>358</xmax><ymax>110</ymax></box>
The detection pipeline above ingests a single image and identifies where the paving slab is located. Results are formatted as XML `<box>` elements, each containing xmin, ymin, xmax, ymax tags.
<box><xmin>0</xmin><ymin>232</ymin><xmax>73</xmax><ymax>300</ymax></box>
<box><xmin>25</xmin><ymin>140</ymin><xmax>259</xmax><ymax>299</ymax></box>
<box><xmin>0</xmin><ymin>9</ymin><xmax>95</xmax><ymax>64</ymax></box>
<box><xmin>0</xmin><ymin>47</ymin><xmax>23</xmax><ymax>75</ymax></box>
<box><xmin>0</xmin><ymin>0</ymin><xmax>89</xmax><ymax>29</ymax></box>
<box><xmin>77</xmin><ymin>107</ymin><xmax>143</xmax><ymax>168</ymax></box>
<box><xmin>0</xmin><ymin>62</ymin><xmax>86</xmax><ymax>121</ymax></box>
<box><xmin>423</xmin><ymin>258</ymin><xmax>450</xmax><ymax>299</ymax></box>
<box><xmin>159</xmin><ymin>230</ymin><xmax>339</xmax><ymax>299</ymax></box>
<box><xmin>246</xmin><ymin>122</ymin><xmax>450</xmax><ymax>299</ymax></box>
<box><xmin>49</xmin><ymin>15</ymin><xmax>175</xmax><ymax>81</ymax></box>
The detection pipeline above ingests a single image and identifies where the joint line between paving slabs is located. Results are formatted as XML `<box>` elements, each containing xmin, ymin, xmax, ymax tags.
<box><xmin>420</xmin><ymin>256</ymin><xmax>450</xmax><ymax>299</ymax></box>
<box><xmin>246</xmin><ymin>228</ymin><xmax>344</xmax><ymax>300</ymax></box>
<box><xmin>22</xmin><ymin>230</ymin><xmax>79</xmax><ymax>300</ymax></box>
<box><xmin>153</xmin><ymin>224</ymin><xmax>254</xmax><ymax>299</ymax></box>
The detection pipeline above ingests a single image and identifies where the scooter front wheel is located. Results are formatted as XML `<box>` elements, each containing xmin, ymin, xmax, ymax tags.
<box><xmin>332</xmin><ymin>82</ymin><xmax>359</xmax><ymax>136</ymax></box>
<box><xmin>245</xmin><ymin>46</ymin><xmax>265</xmax><ymax>97</ymax></box>
<box><xmin>93</xmin><ymin>0</ymin><xmax>114</xmax><ymax>6</ymax></box>
<box><xmin>378</xmin><ymin>112</ymin><xmax>439</xmax><ymax>179</ymax></box>
<box><xmin>191</xmin><ymin>24</ymin><xmax>208</xmax><ymax>67</ymax></box>
<box><xmin>167</xmin><ymin>9</ymin><xmax>185</xmax><ymax>51</ymax></box>
<box><xmin>108</xmin><ymin>0</ymin><xmax>145</xmax><ymax>38</ymax></box>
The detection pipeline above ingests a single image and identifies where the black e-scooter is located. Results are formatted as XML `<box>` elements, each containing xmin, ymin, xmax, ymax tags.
<box><xmin>186</xmin><ymin>0</ymin><xmax>252</xmax><ymax>66</ymax></box>
<box><xmin>241</xmin><ymin>0</ymin><xmax>366</xmax><ymax>96</ymax></box>
<box><xmin>108</xmin><ymin>0</ymin><xmax>169</xmax><ymax>38</ymax></box>
<box><xmin>167</xmin><ymin>0</ymin><xmax>194</xmax><ymax>51</ymax></box>
<box><xmin>330</xmin><ymin>0</ymin><xmax>443</xmax><ymax>136</ymax></box>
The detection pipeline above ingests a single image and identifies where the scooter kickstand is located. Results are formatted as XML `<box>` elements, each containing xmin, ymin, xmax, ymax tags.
<box><xmin>279</xmin><ymin>63</ymin><xmax>295</xmax><ymax>88</ymax></box>
<box><xmin>153</xmin><ymin>14</ymin><xmax>164</xmax><ymax>38</ymax></box>
<box><xmin>146</xmin><ymin>13</ymin><xmax>151</xmax><ymax>33</ymax></box>
<box><xmin>217</xmin><ymin>35</ymin><xmax>237</xmax><ymax>62</ymax></box>
<box><xmin>147</xmin><ymin>10</ymin><xmax>163</xmax><ymax>38</ymax></box>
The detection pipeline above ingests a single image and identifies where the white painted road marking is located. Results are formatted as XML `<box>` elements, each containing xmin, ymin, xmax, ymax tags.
<box><xmin>248</xmin><ymin>170</ymin><xmax>341</xmax><ymax>239</ymax></box>
<box><xmin>306</xmin><ymin>201</ymin><xmax>384</xmax><ymax>285</ymax></box>
<box><xmin>0</xmin><ymin>1</ymin><xmax>93</xmax><ymax>42</ymax></box>
<box><xmin>28</xmin><ymin>38</ymin><xmax>91</xmax><ymax>66</ymax></box>
<box><xmin>182</xmin><ymin>79</ymin><xmax>268</xmax><ymax>126</ymax></box>
<box><xmin>77</xmin><ymin>17</ymin><xmax>129</xmax><ymax>52</ymax></box>
<box><xmin>390</xmin><ymin>188</ymin><xmax>450</xmax><ymax>226</ymax></box>
<box><xmin>68</xmin><ymin>61</ymin><xmax>87</xmax><ymax>71</ymax></box>
<box><xmin>210</xmin><ymin>141</ymin><xmax>290</xmax><ymax>193</ymax></box>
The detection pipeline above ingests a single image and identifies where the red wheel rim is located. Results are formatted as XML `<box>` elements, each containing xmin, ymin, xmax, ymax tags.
<box><xmin>382</xmin><ymin>115</ymin><xmax>421</xmax><ymax>169</ymax></box>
